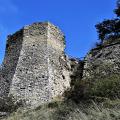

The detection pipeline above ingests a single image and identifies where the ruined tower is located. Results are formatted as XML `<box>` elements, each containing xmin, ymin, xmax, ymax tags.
<box><xmin>0</xmin><ymin>22</ymin><xmax>71</xmax><ymax>107</ymax></box>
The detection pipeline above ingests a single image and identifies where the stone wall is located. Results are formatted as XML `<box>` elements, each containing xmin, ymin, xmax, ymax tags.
<box><xmin>0</xmin><ymin>22</ymin><xmax>71</xmax><ymax>107</ymax></box>
<box><xmin>83</xmin><ymin>38</ymin><xmax>120</xmax><ymax>80</ymax></box>
<box><xmin>8</xmin><ymin>23</ymin><xmax>50</xmax><ymax>106</ymax></box>
<box><xmin>0</xmin><ymin>30</ymin><xmax>23</xmax><ymax>98</ymax></box>
<box><xmin>47</xmin><ymin>23</ymin><xmax>71</xmax><ymax>99</ymax></box>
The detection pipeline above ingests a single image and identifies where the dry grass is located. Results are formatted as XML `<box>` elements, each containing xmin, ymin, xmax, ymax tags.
<box><xmin>2</xmin><ymin>99</ymin><xmax>120</xmax><ymax>120</ymax></box>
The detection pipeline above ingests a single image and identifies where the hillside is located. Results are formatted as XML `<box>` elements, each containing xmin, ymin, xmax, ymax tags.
<box><xmin>1</xmin><ymin>96</ymin><xmax>120</xmax><ymax>120</ymax></box>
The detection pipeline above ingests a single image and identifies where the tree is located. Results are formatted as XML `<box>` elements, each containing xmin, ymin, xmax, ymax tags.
<box><xmin>114</xmin><ymin>0</ymin><xmax>120</xmax><ymax>17</ymax></box>
<box><xmin>95</xmin><ymin>0</ymin><xmax>120</xmax><ymax>42</ymax></box>
<box><xmin>95</xmin><ymin>19</ymin><xmax>120</xmax><ymax>41</ymax></box>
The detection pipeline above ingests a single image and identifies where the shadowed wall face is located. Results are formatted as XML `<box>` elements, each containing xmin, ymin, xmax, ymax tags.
<box><xmin>0</xmin><ymin>30</ymin><xmax>23</xmax><ymax>98</ymax></box>
<box><xmin>47</xmin><ymin>23</ymin><xmax>71</xmax><ymax>99</ymax></box>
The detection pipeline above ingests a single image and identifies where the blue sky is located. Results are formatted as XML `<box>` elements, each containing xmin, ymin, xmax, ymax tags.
<box><xmin>0</xmin><ymin>0</ymin><xmax>116</xmax><ymax>64</ymax></box>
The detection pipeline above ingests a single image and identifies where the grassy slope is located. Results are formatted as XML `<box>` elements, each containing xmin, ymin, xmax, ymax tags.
<box><xmin>1</xmin><ymin>74</ymin><xmax>120</xmax><ymax>120</ymax></box>
<box><xmin>2</xmin><ymin>99</ymin><xmax>120</xmax><ymax>120</ymax></box>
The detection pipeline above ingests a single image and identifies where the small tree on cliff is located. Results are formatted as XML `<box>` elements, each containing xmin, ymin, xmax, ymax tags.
<box><xmin>114</xmin><ymin>0</ymin><xmax>120</xmax><ymax>17</ymax></box>
<box><xmin>95</xmin><ymin>0</ymin><xmax>120</xmax><ymax>42</ymax></box>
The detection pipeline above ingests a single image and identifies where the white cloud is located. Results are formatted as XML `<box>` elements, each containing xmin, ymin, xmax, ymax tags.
<box><xmin>0</xmin><ymin>0</ymin><xmax>18</xmax><ymax>14</ymax></box>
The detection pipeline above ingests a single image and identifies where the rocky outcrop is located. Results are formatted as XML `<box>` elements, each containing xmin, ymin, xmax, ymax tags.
<box><xmin>83</xmin><ymin>38</ymin><xmax>120</xmax><ymax>80</ymax></box>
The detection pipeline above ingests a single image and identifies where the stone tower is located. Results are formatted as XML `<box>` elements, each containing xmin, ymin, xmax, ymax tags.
<box><xmin>0</xmin><ymin>22</ymin><xmax>71</xmax><ymax>107</ymax></box>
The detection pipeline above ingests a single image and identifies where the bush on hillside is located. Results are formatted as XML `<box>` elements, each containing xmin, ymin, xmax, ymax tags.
<box><xmin>67</xmin><ymin>74</ymin><xmax>120</xmax><ymax>102</ymax></box>
<box><xmin>87</xmin><ymin>74</ymin><xmax>120</xmax><ymax>99</ymax></box>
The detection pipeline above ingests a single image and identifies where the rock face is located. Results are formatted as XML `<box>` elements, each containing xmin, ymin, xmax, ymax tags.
<box><xmin>0</xmin><ymin>22</ymin><xmax>71</xmax><ymax>107</ymax></box>
<box><xmin>83</xmin><ymin>38</ymin><xmax>120</xmax><ymax>80</ymax></box>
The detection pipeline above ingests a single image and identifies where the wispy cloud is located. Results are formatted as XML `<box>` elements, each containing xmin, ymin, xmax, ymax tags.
<box><xmin>0</xmin><ymin>0</ymin><xmax>18</xmax><ymax>14</ymax></box>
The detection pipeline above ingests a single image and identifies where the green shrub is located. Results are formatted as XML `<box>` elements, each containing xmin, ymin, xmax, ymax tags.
<box><xmin>65</xmin><ymin>74</ymin><xmax>120</xmax><ymax>103</ymax></box>
<box><xmin>87</xmin><ymin>74</ymin><xmax>120</xmax><ymax>99</ymax></box>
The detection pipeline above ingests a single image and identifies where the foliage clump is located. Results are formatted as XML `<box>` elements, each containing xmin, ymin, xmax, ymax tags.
<box><xmin>86</xmin><ymin>74</ymin><xmax>120</xmax><ymax>99</ymax></box>
<box><xmin>114</xmin><ymin>0</ymin><xmax>120</xmax><ymax>17</ymax></box>
<box><xmin>95</xmin><ymin>0</ymin><xmax>120</xmax><ymax>42</ymax></box>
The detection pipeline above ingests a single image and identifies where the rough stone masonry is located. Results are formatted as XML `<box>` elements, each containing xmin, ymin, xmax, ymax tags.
<box><xmin>0</xmin><ymin>22</ymin><xmax>73</xmax><ymax>107</ymax></box>
<box><xmin>1</xmin><ymin>21</ymin><xmax>119</xmax><ymax>108</ymax></box>
<box><xmin>83</xmin><ymin>38</ymin><xmax>120</xmax><ymax>80</ymax></box>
